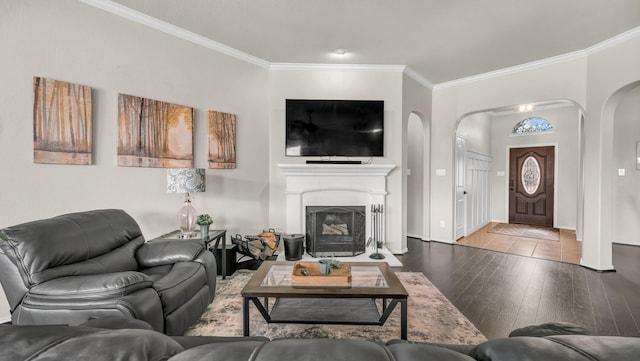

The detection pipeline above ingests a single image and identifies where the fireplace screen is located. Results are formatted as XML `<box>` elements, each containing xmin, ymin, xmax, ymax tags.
<box><xmin>305</xmin><ymin>206</ymin><xmax>366</xmax><ymax>257</ymax></box>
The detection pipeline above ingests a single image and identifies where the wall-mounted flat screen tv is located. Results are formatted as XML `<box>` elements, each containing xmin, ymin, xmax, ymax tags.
<box><xmin>285</xmin><ymin>99</ymin><xmax>384</xmax><ymax>157</ymax></box>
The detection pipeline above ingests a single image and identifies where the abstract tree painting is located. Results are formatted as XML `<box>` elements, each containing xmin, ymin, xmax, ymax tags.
<box><xmin>33</xmin><ymin>77</ymin><xmax>92</xmax><ymax>165</ymax></box>
<box><xmin>208</xmin><ymin>110</ymin><xmax>236</xmax><ymax>169</ymax></box>
<box><xmin>118</xmin><ymin>94</ymin><xmax>193</xmax><ymax>168</ymax></box>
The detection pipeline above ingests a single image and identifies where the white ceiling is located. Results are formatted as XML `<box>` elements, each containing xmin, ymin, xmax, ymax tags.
<box><xmin>102</xmin><ymin>0</ymin><xmax>640</xmax><ymax>85</ymax></box>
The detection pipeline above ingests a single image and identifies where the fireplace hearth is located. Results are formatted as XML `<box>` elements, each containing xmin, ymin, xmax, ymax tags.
<box><xmin>305</xmin><ymin>206</ymin><xmax>366</xmax><ymax>257</ymax></box>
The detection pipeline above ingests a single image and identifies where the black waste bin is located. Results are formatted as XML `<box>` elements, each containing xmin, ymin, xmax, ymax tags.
<box><xmin>283</xmin><ymin>234</ymin><xmax>305</xmax><ymax>261</ymax></box>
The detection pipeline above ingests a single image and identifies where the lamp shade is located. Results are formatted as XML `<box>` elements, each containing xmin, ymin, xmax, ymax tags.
<box><xmin>167</xmin><ymin>168</ymin><xmax>206</xmax><ymax>193</ymax></box>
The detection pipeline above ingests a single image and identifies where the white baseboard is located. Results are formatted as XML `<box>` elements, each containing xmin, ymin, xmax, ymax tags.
<box><xmin>0</xmin><ymin>316</ymin><xmax>10</xmax><ymax>324</ymax></box>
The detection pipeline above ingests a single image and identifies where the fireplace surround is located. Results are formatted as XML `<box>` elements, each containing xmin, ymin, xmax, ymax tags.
<box><xmin>278</xmin><ymin>164</ymin><xmax>394</xmax><ymax>256</ymax></box>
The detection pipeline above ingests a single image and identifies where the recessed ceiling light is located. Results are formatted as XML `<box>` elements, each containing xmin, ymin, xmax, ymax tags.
<box><xmin>333</xmin><ymin>48</ymin><xmax>348</xmax><ymax>56</ymax></box>
<box><xmin>516</xmin><ymin>104</ymin><xmax>535</xmax><ymax>112</ymax></box>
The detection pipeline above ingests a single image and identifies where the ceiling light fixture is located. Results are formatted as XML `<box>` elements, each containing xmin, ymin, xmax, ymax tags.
<box><xmin>333</xmin><ymin>48</ymin><xmax>348</xmax><ymax>56</ymax></box>
<box><xmin>517</xmin><ymin>104</ymin><xmax>534</xmax><ymax>112</ymax></box>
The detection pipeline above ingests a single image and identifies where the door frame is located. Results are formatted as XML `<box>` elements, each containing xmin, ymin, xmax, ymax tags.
<box><xmin>505</xmin><ymin>142</ymin><xmax>559</xmax><ymax>227</ymax></box>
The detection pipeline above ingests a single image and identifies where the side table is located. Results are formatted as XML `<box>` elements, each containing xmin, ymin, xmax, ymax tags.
<box><xmin>151</xmin><ymin>229</ymin><xmax>228</xmax><ymax>279</ymax></box>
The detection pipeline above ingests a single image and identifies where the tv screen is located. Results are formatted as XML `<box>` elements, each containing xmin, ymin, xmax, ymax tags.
<box><xmin>285</xmin><ymin>99</ymin><xmax>384</xmax><ymax>157</ymax></box>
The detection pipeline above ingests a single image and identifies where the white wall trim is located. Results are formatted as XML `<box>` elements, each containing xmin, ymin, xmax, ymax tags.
<box><xmin>270</xmin><ymin>63</ymin><xmax>405</xmax><ymax>73</ymax></box>
<box><xmin>0</xmin><ymin>316</ymin><xmax>9</xmax><ymax>324</ymax></box>
<box><xmin>79</xmin><ymin>0</ymin><xmax>271</xmax><ymax>68</ymax></box>
<box><xmin>585</xmin><ymin>26</ymin><xmax>640</xmax><ymax>55</ymax></box>
<box><xmin>403</xmin><ymin>66</ymin><xmax>434</xmax><ymax>89</ymax></box>
<box><xmin>434</xmin><ymin>26</ymin><xmax>640</xmax><ymax>90</ymax></box>
<box><xmin>81</xmin><ymin>0</ymin><xmax>638</xmax><ymax>92</ymax></box>
<box><xmin>434</xmin><ymin>50</ymin><xmax>587</xmax><ymax>90</ymax></box>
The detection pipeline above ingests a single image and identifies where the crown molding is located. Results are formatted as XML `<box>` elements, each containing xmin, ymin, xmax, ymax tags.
<box><xmin>82</xmin><ymin>0</ymin><xmax>422</xmax><ymax>82</ymax></box>
<box><xmin>433</xmin><ymin>49</ymin><xmax>587</xmax><ymax>90</ymax></box>
<box><xmin>403</xmin><ymin>66</ymin><xmax>434</xmax><ymax>89</ymax></box>
<box><xmin>585</xmin><ymin>25</ymin><xmax>640</xmax><ymax>54</ymax></box>
<box><xmin>270</xmin><ymin>63</ymin><xmax>406</xmax><ymax>73</ymax></box>
<box><xmin>79</xmin><ymin>0</ymin><xmax>271</xmax><ymax>69</ymax></box>
<box><xmin>434</xmin><ymin>25</ymin><xmax>640</xmax><ymax>90</ymax></box>
<box><xmin>81</xmin><ymin>0</ymin><xmax>638</xmax><ymax>92</ymax></box>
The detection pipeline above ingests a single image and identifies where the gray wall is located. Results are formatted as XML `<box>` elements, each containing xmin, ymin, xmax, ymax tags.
<box><xmin>490</xmin><ymin>106</ymin><xmax>581</xmax><ymax>230</ymax></box>
<box><xmin>457</xmin><ymin>112</ymin><xmax>492</xmax><ymax>155</ymax></box>
<box><xmin>402</xmin><ymin>74</ymin><xmax>433</xmax><ymax>241</ymax></box>
<box><xmin>0</xmin><ymin>0</ymin><xmax>270</xmax><ymax>320</ymax></box>
<box><xmin>613</xmin><ymin>84</ymin><xmax>640</xmax><ymax>245</ymax></box>
<box><xmin>407</xmin><ymin>113</ymin><xmax>424</xmax><ymax>237</ymax></box>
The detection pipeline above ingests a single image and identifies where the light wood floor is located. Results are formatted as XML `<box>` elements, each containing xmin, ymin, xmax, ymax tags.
<box><xmin>456</xmin><ymin>222</ymin><xmax>582</xmax><ymax>265</ymax></box>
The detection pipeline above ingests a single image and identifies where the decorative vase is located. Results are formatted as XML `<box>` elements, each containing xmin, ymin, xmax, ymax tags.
<box><xmin>319</xmin><ymin>263</ymin><xmax>330</xmax><ymax>275</ymax></box>
<box><xmin>200</xmin><ymin>224</ymin><xmax>210</xmax><ymax>239</ymax></box>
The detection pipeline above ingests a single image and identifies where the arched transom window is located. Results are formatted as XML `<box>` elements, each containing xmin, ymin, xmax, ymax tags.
<box><xmin>512</xmin><ymin>117</ymin><xmax>554</xmax><ymax>135</ymax></box>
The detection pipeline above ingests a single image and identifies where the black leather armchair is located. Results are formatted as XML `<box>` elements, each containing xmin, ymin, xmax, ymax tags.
<box><xmin>0</xmin><ymin>209</ymin><xmax>216</xmax><ymax>335</ymax></box>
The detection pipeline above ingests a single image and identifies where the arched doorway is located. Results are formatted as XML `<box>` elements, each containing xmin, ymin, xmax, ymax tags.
<box><xmin>453</xmin><ymin>100</ymin><xmax>585</xmax><ymax>253</ymax></box>
<box><xmin>611</xmin><ymin>82</ymin><xmax>640</xmax><ymax>245</ymax></box>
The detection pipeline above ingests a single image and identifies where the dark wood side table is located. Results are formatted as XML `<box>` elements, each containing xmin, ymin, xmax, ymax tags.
<box><xmin>150</xmin><ymin>229</ymin><xmax>228</xmax><ymax>279</ymax></box>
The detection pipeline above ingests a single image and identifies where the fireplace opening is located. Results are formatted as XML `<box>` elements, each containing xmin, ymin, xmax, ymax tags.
<box><xmin>305</xmin><ymin>206</ymin><xmax>366</xmax><ymax>257</ymax></box>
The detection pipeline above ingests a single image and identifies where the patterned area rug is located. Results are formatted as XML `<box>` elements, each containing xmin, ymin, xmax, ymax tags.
<box><xmin>487</xmin><ymin>223</ymin><xmax>559</xmax><ymax>241</ymax></box>
<box><xmin>186</xmin><ymin>270</ymin><xmax>487</xmax><ymax>344</ymax></box>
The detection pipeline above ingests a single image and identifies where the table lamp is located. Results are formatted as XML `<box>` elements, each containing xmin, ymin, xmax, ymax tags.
<box><xmin>167</xmin><ymin>168</ymin><xmax>206</xmax><ymax>236</ymax></box>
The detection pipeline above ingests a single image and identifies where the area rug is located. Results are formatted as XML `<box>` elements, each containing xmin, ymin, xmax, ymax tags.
<box><xmin>186</xmin><ymin>270</ymin><xmax>486</xmax><ymax>344</ymax></box>
<box><xmin>487</xmin><ymin>223</ymin><xmax>559</xmax><ymax>241</ymax></box>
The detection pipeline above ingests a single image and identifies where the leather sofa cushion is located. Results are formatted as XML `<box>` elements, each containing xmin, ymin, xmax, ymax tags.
<box><xmin>0</xmin><ymin>325</ymin><xmax>183</xmax><ymax>361</ymax></box>
<box><xmin>387</xmin><ymin>343</ymin><xmax>476</xmax><ymax>361</ymax></box>
<box><xmin>256</xmin><ymin>339</ymin><xmax>394</xmax><ymax>361</ymax></box>
<box><xmin>471</xmin><ymin>336</ymin><xmax>595</xmax><ymax>361</ymax></box>
<box><xmin>1</xmin><ymin>209</ymin><xmax>144</xmax><ymax>285</ymax></box>
<box><xmin>143</xmin><ymin>262</ymin><xmax>206</xmax><ymax>313</ymax></box>
<box><xmin>80</xmin><ymin>316</ymin><xmax>155</xmax><ymax>330</ymax></box>
<box><xmin>26</xmin><ymin>271</ymin><xmax>152</xmax><ymax>302</ymax></box>
<box><xmin>546</xmin><ymin>335</ymin><xmax>640</xmax><ymax>361</ymax></box>
<box><xmin>168</xmin><ymin>341</ymin><xmax>266</xmax><ymax>361</ymax></box>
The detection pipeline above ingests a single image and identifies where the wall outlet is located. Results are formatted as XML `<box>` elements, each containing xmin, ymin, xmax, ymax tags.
<box><xmin>439</xmin><ymin>220</ymin><xmax>445</xmax><ymax>228</ymax></box>
<box><xmin>618</xmin><ymin>168</ymin><xmax>626</xmax><ymax>176</ymax></box>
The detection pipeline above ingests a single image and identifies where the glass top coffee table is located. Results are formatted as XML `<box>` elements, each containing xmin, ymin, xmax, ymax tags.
<box><xmin>241</xmin><ymin>261</ymin><xmax>409</xmax><ymax>339</ymax></box>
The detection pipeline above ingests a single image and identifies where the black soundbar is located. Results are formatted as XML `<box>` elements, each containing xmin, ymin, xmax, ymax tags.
<box><xmin>306</xmin><ymin>160</ymin><xmax>362</xmax><ymax>165</ymax></box>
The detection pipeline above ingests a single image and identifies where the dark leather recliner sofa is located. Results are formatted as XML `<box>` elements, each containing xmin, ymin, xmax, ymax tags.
<box><xmin>0</xmin><ymin>209</ymin><xmax>216</xmax><ymax>335</ymax></box>
<box><xmin>0</xmin><ymin>320</ymin><xmax>638</xmax><ymax>361</ymax></box>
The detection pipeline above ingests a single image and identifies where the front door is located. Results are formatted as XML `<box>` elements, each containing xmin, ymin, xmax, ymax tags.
<box><xmin>509</xmin><ymin>146</ymin><xmax>554</xmax><ymax>227</ymax></box>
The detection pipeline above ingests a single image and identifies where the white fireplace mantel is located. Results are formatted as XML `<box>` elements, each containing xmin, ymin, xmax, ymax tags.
<box><xmin>278</xmin><ymin>163</ymin><xmax>395</xmax><ymax>246</ymax></box>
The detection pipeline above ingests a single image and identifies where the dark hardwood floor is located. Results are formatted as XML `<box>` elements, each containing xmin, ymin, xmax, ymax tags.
<box><xmin>395</xmin><ymin>238</ymin><xmax>640</xmax><ymax>340</ymax></box>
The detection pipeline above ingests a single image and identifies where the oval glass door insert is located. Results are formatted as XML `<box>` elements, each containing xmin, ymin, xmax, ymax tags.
<box><xmin>521</xmin><ymin>156</ymin><xmax>541</xmax><ymax>195</ymax></box>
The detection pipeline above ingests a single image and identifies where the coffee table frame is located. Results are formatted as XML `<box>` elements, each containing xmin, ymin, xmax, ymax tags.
<box><xmin>241</xmin><ymin>261</ymin><xmax>408</xmax><ymax>339</ymax></box>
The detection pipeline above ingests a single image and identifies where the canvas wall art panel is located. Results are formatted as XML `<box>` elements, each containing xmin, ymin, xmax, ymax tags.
<box><xmin>33</xmin><ymin>77</ymin><xmax>92</xmax><ymax>165</ymax></box>
<box><xmin>208</xmin><ymin>110</ymin><xmax>236</xmax><ymax>169</ymax></box>
<box><xmin>118</xmin><ymin>94</ymin><xmax>193</xmax><ymax>168</ymax></box>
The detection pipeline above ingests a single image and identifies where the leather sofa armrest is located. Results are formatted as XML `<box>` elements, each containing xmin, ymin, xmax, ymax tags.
<box><xmin>136</xmin><ymin>239</ymin><xmax>205</xmax><ymax>268</ymax></box>
<box><xmin>28</xmin><ymin>272</ymin><xmax>152</xmax><ymax>301</ymax></box>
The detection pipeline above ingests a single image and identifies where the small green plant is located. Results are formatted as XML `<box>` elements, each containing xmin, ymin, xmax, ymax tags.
<box><xmin>196</xmin><ymin>214</ymin><xmax>213</xmax><ymax>226</ymax></box>
<box><xmin>318</xmin><ymin>258</ymin><xmax>343</xmax><ymax>269</ymax></box>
